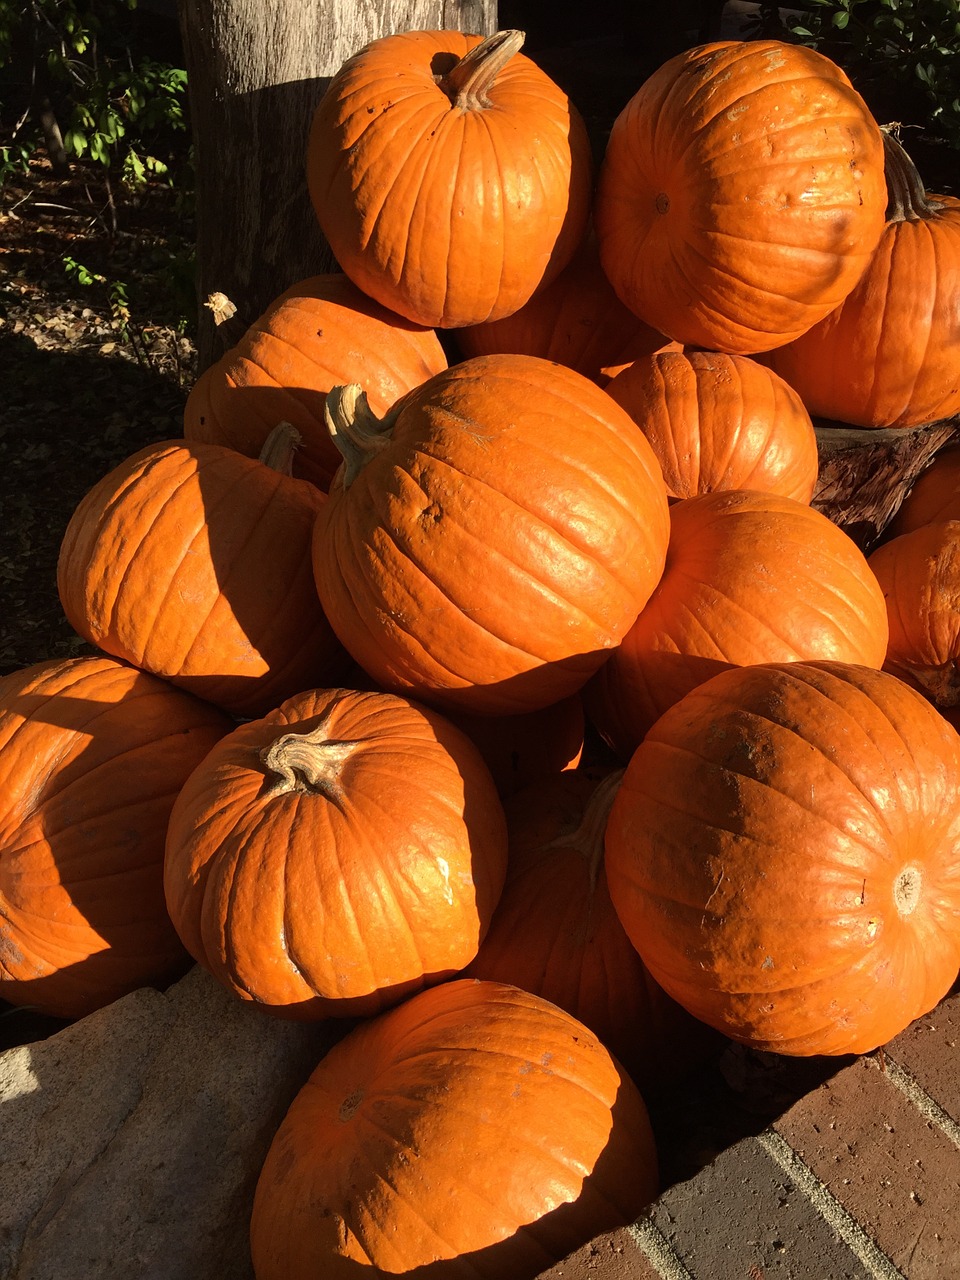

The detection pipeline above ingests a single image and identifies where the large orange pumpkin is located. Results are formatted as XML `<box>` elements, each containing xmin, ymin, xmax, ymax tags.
<box><xmin>605</xmin><ymin>349</ymin><xmax>820</xmax><ymax>503</ymax></box>
<box><xmin>183</xmin><ymin>274</ymin><xmax>447</xmax><ymax>491</ymax></box>
<box><xmin>594</xmin><ymin>40</ymin><xmax>887</xmax><ymax>354</ymax></box>
<box><xmin>57</xmin><ymin>425</ymin><xmax>348</xmax><ymax>718</ymax></box>
<box><xmin>313</xmin><ymin>353</ymin><xmax>671</xmax><ymax>716</ymax></box>
<box><xmin>250</xmin><ymin>979</ymin><xmax>659</xmax><ymax>1279</ymax></box>
<box><xmin>604</xmin><ymin>661</ymin><xmax>960</xmax><ymax>1056</ymax></box>
<box><xmin>586</xmin><ymin>489</ymin><xmax>890</xmax><ymax>757</ymax></box>
<box><xmin>306</xmin><ymin>29</ymin><xmax>593</xmax><ymax>328</ymax></box>
<box><xmin>454</xmin><ymin>237</ymin><xmax>674</xmax><ymax>385</ymax></box>
<box><xmin>768</xmin><ymin>131</ymin><xmax>960</xmax><ymax>427</ymax></box>
<box><xmin>466</xmin><ymin>770</ymin><xmax>721</xmax><ymax>1092</ymax></box>
<box><xmin>163</xmin><ymin>687</ymin><xmax>508</xmax><ymax>1019</ymax></box>
<box><xmin>0</xmin><ymin>655</ymin><xmax>232</xmax><ymax>1019</ymax></box>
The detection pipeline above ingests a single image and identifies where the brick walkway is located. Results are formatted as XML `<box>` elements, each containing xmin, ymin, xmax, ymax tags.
<box><xmin>542</xmin><ymin>993</ymin><xmax>960</xmax><ymax>1279</ymax></box>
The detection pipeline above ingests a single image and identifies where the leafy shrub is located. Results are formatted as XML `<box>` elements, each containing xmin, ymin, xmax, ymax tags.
<box><xmin>0</xmin><ymin>0</ymin><xmax>189</xmax><ymax>185</ymax></box>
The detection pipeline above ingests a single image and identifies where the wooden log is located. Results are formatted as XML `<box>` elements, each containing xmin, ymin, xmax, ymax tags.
<box><xmin>811</xmin><ymin>417</ymin><xmax>959</xmax><ymax>551</ymax></box>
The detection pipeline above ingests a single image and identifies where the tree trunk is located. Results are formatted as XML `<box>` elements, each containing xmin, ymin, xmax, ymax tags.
<box><xmin>178</xmin><ymin>0</ymin><xmax>497</xmax><ymax>371</ymax></box>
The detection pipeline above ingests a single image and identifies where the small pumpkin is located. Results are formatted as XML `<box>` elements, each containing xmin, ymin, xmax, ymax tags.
<box><xmin>586</xmin><ymin>489</ymin><xmax>890</xmax><ymax>757</ymax></box>
<box><xmin>0</xmin><ymin>655</ymin><xmax>232</xmax><ymax>1019</ymax></box>
<box><xmin>250</xmin><ymin>978</ymin><xmax>659</xmax><ymax>1279</ymax></box>
<box><xmin>306</xmin><ymin>29</ymin><xmax>593</xmax><ymax>328</ymax></box>
<box><xmin>57</xmin><ymin>424</ymin><xmax>348</xmax><ymax>718</ymax></box>
<box><xmin>594</xmin><ymin>40</ymin><xmax>887</xmax><ymax>353</ymax></box>
<box><xmin>313</xmin><ymin>354</ymin><xmax>671</xmax><ymax>716</ymax></box>
<box><xmin>768</xmin><ymin>131</ymin><xmax>960</xmax><ymax>428</ymax></box>
<box><xmin>163</xmin><ymin>687</ymin><xmax>508</xmax><ymax>1018</ymax></box>
<box><xmin>454</xmin><ymin>237</ymin><xmax>675</xmax><ymax>385</ymax></box>
<box><xmin>868</xmin><ymin>519</ymin><xmax>960</xmax><ymax>706</ymax></box>
<box><xmin>604</xmin><ymin>660</ymin><xmax>960</xmax><ymax>1056</ymax></box>
<box><xmin>183</xmin><ymin>273</ymin><xmax>447</xmax><ymax>491</ymax></box>
<box><xmin>605</xmin><ymin>349</ymin><xmax>820</xmax><ymax>503</ymax></box>
<box><xmin>466</xmin><ymin>770</ymin><xmax>721</xmax><ymax>1092</ymax></box>
<box><xmin>886</xmin><ymin>444</ymin><xmax>960</xmax><ymax>538</ymax></box>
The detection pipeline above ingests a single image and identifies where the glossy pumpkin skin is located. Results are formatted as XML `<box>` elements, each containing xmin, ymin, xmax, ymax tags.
<box><xmin>595</xmin><ymin>40</ymin><xmax>886</xmax><ymax>354</ymax></box>
<box><xmin>183</xmin><ymin>274</ymin><xmax>447</xmax><ymax>492</ymax></box>
<box><xmin>313</xmin><ymin>353</ymin><xmax>671</xmax><ymax>716</ymax></box>
<box><xmin>868</xmin><ymin>520</ymin><xmax>960</xmax><ymax>707</ymax></box>
<box><xmin>163</xmin><ymin>688</ymin><xmax>508</xmax><ymax>1018</ymax></box>
<box><xmin>0</xmin><ymin>656</ymin><xmax>232</xmax><ymax>1019</ymax></box>
<box><xmin>306</xmin><ymin>29</ymin><xmax>593</xmax><ymax>328</ymax></box>
<box><xmin>605</xmin><ymin>661</ymin><xmax>960</xmax><ymax>1056</ymax></box>
<box><xmin>886</xmin><ymin>445</ymin><xmax>960</xmax><ymax>538</ymax></box>
<box><xmin>250</xmin><ymin>979</ymin><xmax>659</xmax><ymax>1280</ymax></box>
<box><xmin>57</xmin><ymin>434</ymin><xmax>348</xmax><ymax>719</ymax></box>
<box><xmin>454</xmin><ymin>238</ymin><xmax>675</xmax><ymax>385</ymax></box>
<box><xmin>466</xmin><ymin>771</ymin><xmax>721</xmax><ymax>1092</ymax></box>
<box><xmin>605</xmin><ymin>350</ymin><xmax>819</xmax><ymax>503</ymax></box>
<box><xmin>586</xmin><ymin>489</ymin><xmax>890</xmax><ymax>758</ymax></box>
<box><xmin>769</xmin><ymin>134</ymin><xmax>960</xmax><ymax>428</ymax></box>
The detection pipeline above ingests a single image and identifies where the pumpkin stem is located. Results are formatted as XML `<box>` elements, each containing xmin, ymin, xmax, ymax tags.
<box><xmin>881</xmin><ymin>128</ymin><xmax>945</xmax><ymax>222</ymax></box>
<box><xmin>436</xmin><ymin>30</ymin><xmax>525</xmax><ymax>110</ymax></box>
<box><xmin>260</xmin><ymin>717</ymin><xmax>362</xmax><ymax>801</ymax></box>
<box><xmin>544</xmin><ymin>769</ymin><xmax>625</xmax><ymax>893</ymax></box>
<box><xmin>324</xmin><ymin>383</ymin><xmax>398</xmax><ymax>489</ymax></box>
<box><xmin>257</xmin><ymin>422</ymin><xmax>302</xmax><ymax>476</ymax></box>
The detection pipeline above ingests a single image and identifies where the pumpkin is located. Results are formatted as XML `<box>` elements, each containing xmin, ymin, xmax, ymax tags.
<box><xmin>454</xmin><ymin>236</ymin><xmax>675</xmax><ymax>385</ymax></box>
<box><xmin>868</xmin><ymin>519</ymin><xmax>960</xmax><ymax>707</ymax></box>
<box><xmin>466</xmin><ymin>770</ymin><xmax>721</xmax><ymax>1092</ymax></box>
<box><xmin>0</xmin><ymin>655</ymin><xmax>232</xmax><ymax>1019</ymax></box>
<box><xmin>586</xmin><ymin>489</ymin><xmax>890</xmax><ymax>758</ymax></box>
<box><xmin>183</xmin><ymin>273</ymin><xmax>447</xmax><ymax>492</ymax></box>
<box><xmin>313</xmin><ymin>353</ymin><xmax>671</xmax><ymax>716</ymax></box>
<box><xmin>446</xmin><ymin>693</ymin><xmax>585</xmax><ymax>799</ymax></box>
<box><xmin>886</xmin><ymin>444</ymin><xmax>960</xmax><ymax>538</ymax></box>
<box><xmin>604</xmin><ymin>660</ymin><xmax>960</xmax><ymax>1056</ymax></box>
<box><xmin>594</xmin><ymin>40</ymin><xmax>887</xmax><ymax>354</ymax></box>
<box><xmin>57</xmin><ymin>424</ymin><xmax>349</xmax><ymax>719</ymax></box>
<box><xmin>306</xmin><ymin>29</ymin><xmax>593</xmax><ymax>328</ymax></box>
<box><xmin>163</xmin><ymin>687</ymin><xmax>508</xmax><ymax>1018</ymax></box>
<box><xmin>250</xmin><ymin>978</ymin><xmax>659</xmax><ymax>1279</ymax></box>
<box><xmin>768</xmin><ymin>131</ymin><xmax>960</xmax><ymax>427</ymax></box>
<box><xmin>605</xmin><ymin>349</ymin><xmax>820</xmax><ymax>503</ymax></box>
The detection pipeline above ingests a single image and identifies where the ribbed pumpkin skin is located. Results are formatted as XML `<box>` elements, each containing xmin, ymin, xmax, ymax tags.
<box><xmin>0</xmin><ymin>656</ymin><xmax>232</xmax><ymax>1019</ymax></box>
<box><xmin>57</xmin><ymin>438</ymin><xmax>348</xmax><ymax>718</ymax></box>
<box><xmin>868</xmin><ymin>521</ymin><xmax>960</xmax><ymax>707</ymax></box>
<box><xmin>605</xmin><ymin>350</ymin><xmax>819</xmax><ymax>503</ymax></box>
<box><xmin>250</xmin><ymin>979</ymin><xmax>659</xmax><ymax>1279</ymax></box>
<box><xmin>586</xmin><ymin>490</ymin><xmax>890</xmax><ymax>757</ymax></box>
<box><xmin>604</xmin><ymin>661</ymin><xmax>960</xmax><ymax>1056</ymax></box>
<box><xmin>314</xmin><ymin>354</ymin><xmax>671</xmax><ymax>716</ymax></box>
<box><xmin>163</xmin><ymin>688</ymin><xmax>508</xmax><ymax>1019</ymax></box>
<box><xmin>595</xmin><ymin>40</ymin><xmax>886</xmax><ymax>354</ymax></box>
<box><xmin>306</xmin><ymin>30</ymin><xmax>593</xmax><ymax>328</ymax></box>
<box><xmin>769</xmin><ymin>194</ymin><xmax>960</xmax><ymax>427</ymax></box>
<box><xmin>887</xmin><ymin>445</ymin><xmax>960</xmax><ymax>538</ymax></box>
<box><xmin>466</xmin><ymin>772</ymin><xmax>720</xmax><ymax>1093</ymax></box>
<box><xmin>455</xmin><ymin>239</ymin><xmax>674</xmax><ymax>385</ymax></box>
<box><xmin>183</xmin><ymin>274</ymin><xmax>447</xmax><ymax>491</ymax></box>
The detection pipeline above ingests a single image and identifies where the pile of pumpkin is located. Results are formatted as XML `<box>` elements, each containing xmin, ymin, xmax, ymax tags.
<box><xmin>3</xmin><ymin>27</ymin><xmax>960</xmax><ymax>1279</ymax></box>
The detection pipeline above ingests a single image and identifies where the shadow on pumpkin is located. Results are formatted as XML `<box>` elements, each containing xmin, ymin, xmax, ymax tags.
<box><xmin>0</xmin><ymin>666</ymin><xmax>229</xmax><ymax>1023</ymax></box>
<box><xmin>252</xmin><ymin>1069</ymin><xmax>659</xmax><ymax>1279</ymax></box>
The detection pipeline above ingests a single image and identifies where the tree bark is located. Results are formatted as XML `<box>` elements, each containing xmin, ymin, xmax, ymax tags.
<box><xmin>178</xmin><ymin>0</ymin><xmax>497</xmax><ymax>370</ymax></box>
